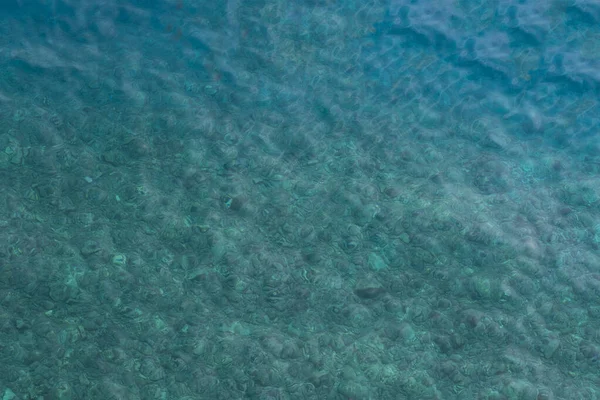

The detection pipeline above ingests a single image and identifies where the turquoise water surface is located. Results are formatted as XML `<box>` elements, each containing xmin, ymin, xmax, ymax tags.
<box><xmin>1</xmin><ymin>1</ymin><xmax>600</xmax><ymax>399</ymax></box>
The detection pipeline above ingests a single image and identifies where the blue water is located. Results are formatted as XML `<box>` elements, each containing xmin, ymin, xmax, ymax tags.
<box><xmin>1</xmin><ymin>1</ymin><xmax>600</xmax><ymax>399</ymax></box>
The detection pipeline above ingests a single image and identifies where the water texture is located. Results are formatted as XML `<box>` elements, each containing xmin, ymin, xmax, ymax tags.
<box><xmin>0</xmin><ymin>0</ymin><xmax>599</xmax><ymax>399</ymax></box>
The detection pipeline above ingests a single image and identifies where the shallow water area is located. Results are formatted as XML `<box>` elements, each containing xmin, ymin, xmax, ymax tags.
<box><xmin>0</xmin><ymin>1</ymin><xmax>600</xmax><ymax>399</ymax></box>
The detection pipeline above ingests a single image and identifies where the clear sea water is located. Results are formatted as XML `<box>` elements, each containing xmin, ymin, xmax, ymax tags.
<box><xmin>1</xmin><ymin>0</ymin><xmax>600</xmax><ymax>399</ymax></box>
